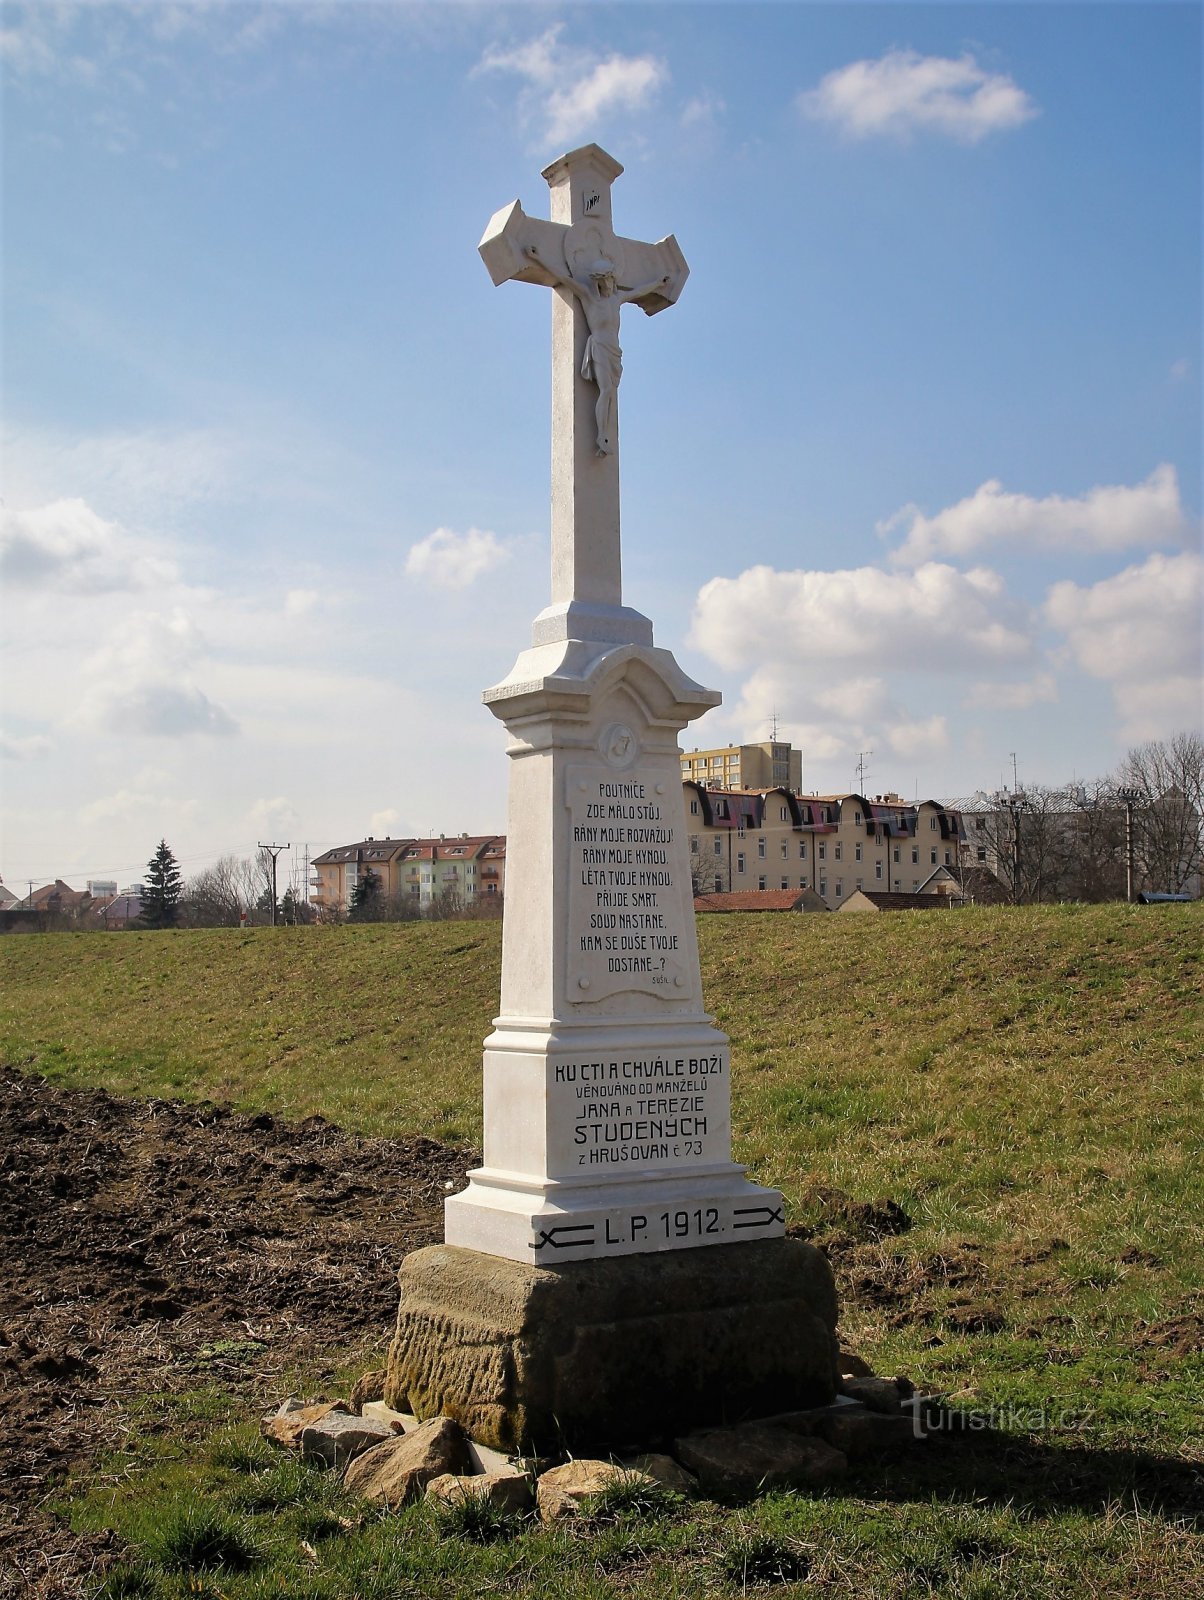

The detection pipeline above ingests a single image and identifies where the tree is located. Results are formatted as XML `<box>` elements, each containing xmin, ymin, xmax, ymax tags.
<box><xmin>348</xmin><ymin>868</ymin><xmax>381</xmax><ymax>922</ymax></box>
<box><xmin>140</xmin><ymin>840</ymin><xmax>183</xmax><ymax>929</ymax></box>
<box><xmin>183</xmin><ymin>854</ymin><xmax>247</xmax><ymax>927</ymax></box>
<box><xmin>1116</xmin><ymin>733</ymin><xmax>1204</xmax><ymax>894</ymax></box>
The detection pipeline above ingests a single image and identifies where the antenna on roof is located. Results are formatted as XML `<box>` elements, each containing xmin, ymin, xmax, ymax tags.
<box><xmin>769</xmin><ymin>708</ymin><xmax>779</xmax><ymax>741</ymax></box>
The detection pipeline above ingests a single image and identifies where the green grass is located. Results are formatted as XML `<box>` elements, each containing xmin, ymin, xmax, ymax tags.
<box><xmin>5</xmin><ymin>904</ymin><xmax>1203</xmax><ymax>1596</ymax></box>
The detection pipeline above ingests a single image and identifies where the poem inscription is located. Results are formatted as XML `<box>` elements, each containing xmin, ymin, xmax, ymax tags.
<box><xmin>566</xmin><ymin>766</ymin><xmax>688</xmax><ymax>1001</ymax></box>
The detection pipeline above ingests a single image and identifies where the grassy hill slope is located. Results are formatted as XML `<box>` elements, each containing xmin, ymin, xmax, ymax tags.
<box><xmin>3</xmin><ymin>903</ymin><xmax>1201</xmax><ymax>1596</ymax></box>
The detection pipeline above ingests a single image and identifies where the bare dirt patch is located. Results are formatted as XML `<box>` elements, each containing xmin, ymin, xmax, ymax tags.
<box><xmin>0</xmin><ymin>1069</ymin><xmax>474</xmax><ymax>1599</ymax></box>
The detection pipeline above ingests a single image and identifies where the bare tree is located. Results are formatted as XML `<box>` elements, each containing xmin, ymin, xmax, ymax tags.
<box><xmin>183</xmin><ymin>855</ymin><xmax>248</xmax><ymax>927</ymax></box>
<box><xmin>1115</xmin><ymin>733</ymin><xmax>1204</xmax><ymax>894</ymax></box>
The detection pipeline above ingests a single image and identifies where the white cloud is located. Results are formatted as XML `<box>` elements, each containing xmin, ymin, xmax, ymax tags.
<box><xmin>1045</xmin><ymin>552</ymin><xmax>1203</xmax><ymax>739</ymax></box>
<box><xmin>248</xmin><ymin>796</ymin><xmax>300</xmax><ymax>836</ymax></box>
<box><xmin>681</xmin><ymin>92</ymin><xmax>725</xmax><ymax>129</ymax></box>
<box><xmin>0</xmin><ymin>498</ymin><xmax>178</xmax><ymax>593</ymax></box>
<box><xmin>284</xmin><ymin>588</ymin><xmax>319</xmax><ymax>618</ymax></box>
<box><xmin>369</xmin><ymin>808</ymin><xmax>410</xmax><ymax>837</ymax></box>
<box><xmin>883</xmin><ymin>465</ymin><xmax>1189</xmax><ymax>567</ymax></box>
<box><xmin>798</xmin><ymin>48</ymin><xmax>1038</xmax><ymax>144</ymax></box>
<box><xmin>964</xmin><ymin>672</ymin><xmax>1058</xmax><ymax>711</ymax></box>
<box><xmin>72</xmin><ymin>608</ymin><xmax>239</xmax><ymax>738</ymax></box>
<box><xmin>475</xmin><ymin>25</ymin><xmax>667</xmax><ymax>145</ymax></box>
<box><xmin>884</xmin><ymin>714</ymin><xmax>949</xmax><ymax>760</ymax></box>
<box><xmin>405</xmin><ymin>526</ymin><xmax>511</xmax><ymax>590</ymax></box>
<box><xmin>689</xmin><ymin>560</ymin><xmax>1032</xmax><ymax>674</ymax></box>
<box><xmin>0</xmin><ymin>732</ymin><xmax>53</xmax><ymax>761</ymax></box>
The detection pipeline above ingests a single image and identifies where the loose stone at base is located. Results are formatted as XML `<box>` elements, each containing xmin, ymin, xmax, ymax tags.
<box><xmin>300</xmin><ymin>1411</ymin><xmax>396</xmax><ymax>1469</ymax></box>
<box><xmin>343</xmin><ymin>1416</ymin><xmax>469</xmax><ymax>1507</ymax></box>
<box><xmin>536</xmin><ymin>1460</ymin><xmax>655</xmax><ymax>1523</ymax></box>
<box><xmin>426</xmin><ymin>1471</ymin><xmax>532</xmax><ymax>1513</ymax></box>
<box><xmin>262</xmin><ymin>1400</ymin><xmax>350</xmax><ymax>1451</ymax></box>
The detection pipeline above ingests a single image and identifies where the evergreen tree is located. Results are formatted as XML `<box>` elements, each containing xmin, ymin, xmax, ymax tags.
<box><xmin>140</xmin><ymin>840</ymin><xmax>183</xmax><ymax>929</ymax></box>
<box><xmin>348</xmin><ymin>868</ymin><xmax>380</xmax><ymax>922</ymax></box>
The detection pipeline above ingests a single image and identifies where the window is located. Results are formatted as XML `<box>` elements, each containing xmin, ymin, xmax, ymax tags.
<box><xmin>834</xmin><ymin>843</ymin><xmax>842</xmax><ymax>861</ymax></box>
<box><xmin>780</xmin><ymin>841</ymin><xmax>788</xmax><ymax>859</ymax></box>
<box><xmin>690</xmin><ymin>799</ymin><xmax>699</xmax><ymax>815</ymax></box>
<box><xmin>713</xmin><ymin>839</ymin><xmax>722</xmax><ymax>856</ymax></box>
<box><xmin>758</xmin><ymin>838</ymin><xmax>766</xmax><ymax>858</ymax></box>
<box><xmin>736</xmin><ymin>823</ymin><xmax>745</xmax><ymax>838</ymax></box>
<box><xmin>835</xmin><ymin>880</ymin><xmax>843</xmax><ymax>897</ymax></box>
<box><xmin>912</xmin><ymin>847</ymin><xmax>919</xmax><ymax>864</ymax></box>
<box><xmin>931</xmin><ymin>849</ymin><xmax>938</xmax><ymax>864</ymax></box>
<box><xmin>853</xmin><ymin>812</ymin><xmax>862</xmax><ymax>826</ymax></box>
<box><xmin>758</xmin><ymin>875</ymin><xmax>767</xmax><ymax>890</ymax></box>
<box><xmin>977</xmin><ymin>847</ymin><xmax>987</xmax><ymax>863</ymax></box>
<box><xmin>690</xmin><ymin>837</ymin><xmax>699</xmax><ymax>853</ymax></box>
<box><xmin>975</xmin><ymin>817</ymin><xmax>986</xmax><ymax>831</ymax></box>
<box><xmin>819</xmin><ymin>843</ymin><xmax>827</xmax><ymax>860</ymax></box>
<box><xmin>799</xmin><ymin>841</ymin><xmax>807</xmax><ymax>859</ymax></box>
<box><xmin>944</xmin><ymin>850</ymin><xmax>951</xmax><ymax>865</ymax></box>
<box><xmin>714</xmin><ymin>876</ymin><xmax>723</xmax><ymax>892</ymax></box>
<box><xmin>856</xmin><ymin>877</ymin><xmax>862</xmax><ymax>891</ymax></box>
<box><xmin>780</xmin><ymin>805</ymin><xmax>789</xmax><ymax>822</ymax></box>
<box><xmin>781</xmin><ymin>877</ymin><xmax>789</xmax><ymax>890</ymax></box>
<box><xmin>930</xmin><ymin>817</ymin><xmax>938</xmax><ymax>830</ymax></box>
<box><xmin>736</xmin><ymin>853</ymin><xmax>746</xmax><ymax>873</ymax></box>
<box><xmin>819</xmin><ymin>880</ymin><xmax>827</xmax><ymax>897</ymax></box>
<box><xmin>855</xmin><ymin>843</ymin><xmax>862</xmax><ymax>861</ymax></box>
<box><xmin>876</xmin><ymin>861</ymin><xmax>883</xmax><ymax>879</ymax></box>
<box><xmin>893</xmin><ymin>847</ymin><xmax>900</xmax><ymax>863</ymax></box>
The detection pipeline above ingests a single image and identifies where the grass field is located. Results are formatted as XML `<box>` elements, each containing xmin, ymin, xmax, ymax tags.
<box><xmin>3</xmin><ymin>903</ymin><xmax>1201</xmax><ymax>1598</ymax></box>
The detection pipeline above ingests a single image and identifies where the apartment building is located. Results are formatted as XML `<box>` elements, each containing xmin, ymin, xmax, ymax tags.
<box><xmin>312</xmin><ymin>835</ymin><xmax>506</xmax><ymax>916</ymax></box>
<box><xmin>680</xmin><ymin>740</ymin><xmax>802</xmax><ymax>793</ymax></box>
<box><xmin>684</xmin><ymin>783</ymin><xmax>966</xmax><ymax>910</ymax></box>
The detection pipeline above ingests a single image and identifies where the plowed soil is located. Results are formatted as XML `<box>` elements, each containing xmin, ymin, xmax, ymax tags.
<box><xmin>0</xmin><ymin>1069</ymin><xmax>473</xmax><ymax>1598</ymax></box>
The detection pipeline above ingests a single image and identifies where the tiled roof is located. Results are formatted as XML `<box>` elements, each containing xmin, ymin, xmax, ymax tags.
<box><xmin>694</xmin><ymin>890</ymin><xmax>816</xmax><ymax>913</ymax></box>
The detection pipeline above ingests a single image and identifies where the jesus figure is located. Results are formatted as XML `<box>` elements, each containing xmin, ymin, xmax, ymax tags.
<box><xmin>525</xmin><ymin>244</ymin><xmax>672</xmax><ymax>455</ymax></box>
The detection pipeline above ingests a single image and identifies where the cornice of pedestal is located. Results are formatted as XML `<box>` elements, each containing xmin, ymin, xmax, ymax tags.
<box><xmin>482</xmin><ymin>636</ymin><xmax>721</xmax><ymax>733</ymax></box>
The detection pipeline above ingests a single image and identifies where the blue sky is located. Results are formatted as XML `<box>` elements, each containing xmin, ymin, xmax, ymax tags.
<box><xmin>2</xmin><ymin>1</ymin><xmax>1200</xmax><ymax>895</ymax></box>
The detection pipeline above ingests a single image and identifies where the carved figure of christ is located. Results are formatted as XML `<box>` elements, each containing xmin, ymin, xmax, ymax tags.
<box><xmin>523</xmin><ymin>245</ymin><xmax>673</xmax><ymax>456</ymax></box>
<box><xmin>478</xmin><ymin>145</ymin><xmax>688</xmax><ymax>617</ymax></box>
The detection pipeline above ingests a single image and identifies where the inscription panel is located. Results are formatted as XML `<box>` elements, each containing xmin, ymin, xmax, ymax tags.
<box><xmin>547</xmin><ymin>1048</ymin><xmax>730</xmax><ymax>1176</ymax></box>
<box><xmin>566</xmin><ymin>765</ymin><xmax>688</xmax><ymax>1002</ymax></box>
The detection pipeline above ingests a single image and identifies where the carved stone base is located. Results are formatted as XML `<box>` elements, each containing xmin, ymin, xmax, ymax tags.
<box><xmin>384</xmin><ymin>1239</ymin><xmax>840</xmax><ymax>1454</ymax></box>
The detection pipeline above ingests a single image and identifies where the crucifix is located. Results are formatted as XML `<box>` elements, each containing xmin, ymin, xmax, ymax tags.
<box><xmin>479</xmin><ymin>145</ymin><xmax>688</xmax><ymax>623</ymax></box>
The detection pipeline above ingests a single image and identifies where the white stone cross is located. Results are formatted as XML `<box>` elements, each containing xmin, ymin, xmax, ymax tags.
<box><xmin>479</xmin><ymin>145</ymin><xmax>687</xmax><ymax>642</ymax></box>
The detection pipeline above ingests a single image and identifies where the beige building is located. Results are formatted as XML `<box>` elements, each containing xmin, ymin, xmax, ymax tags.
<box><xmin>684</xmin><ymin>784</ymin><xmax>966</xmax><ymax>911</ymax></box>
<box><xmin>312</xmin><ymin>835</ymin><xmax>506</xmax><ymax>917</ymax></box>
<box><xmin>680</xmin><ymin>740</ymin><xmax>802</xmax><ymax>793</ymax></box>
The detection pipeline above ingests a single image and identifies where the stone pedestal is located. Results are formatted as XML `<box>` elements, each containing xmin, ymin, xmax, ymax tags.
<box><xmin>384</xmin><ymin>1240</ymin><xmax>840</xmax><ymax>1453</ymax></box>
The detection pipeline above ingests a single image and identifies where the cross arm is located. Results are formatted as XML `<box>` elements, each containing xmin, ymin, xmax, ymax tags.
<box><xmin>612</xmin><ymin>232</ymin><xmax>689</xmax><ymax>316</ymax></box>
<box><xmin>479</xmin><ymin>200</ymin><xmax>570</xmax><ymax>290</ymax></box>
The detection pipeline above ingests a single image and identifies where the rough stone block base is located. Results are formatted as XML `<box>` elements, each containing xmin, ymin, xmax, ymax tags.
<box><xmin>384</xmin><ymin>1239</ymin><xmax>840</xmax><ymax>1453</ymax></box>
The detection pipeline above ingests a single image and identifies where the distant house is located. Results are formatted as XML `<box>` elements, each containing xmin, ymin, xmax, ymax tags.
<box><xmin>0</xmin><ymin>881</ymin><xmax>19</xmax><ymax>910</ymax></box>
<box><xmin>312</xmin><ymin>834</ymin><xmax>506</xmax><ymax>917</ymax></box>
<box><xmin>685</xmin><ymin>782</ymin><xmax>966</xmax><ymax>908</ymax></box>
<box><xmin>97</xmin><ymin>893</ymin><xmax>145</xmax><ymax>929</ymax></box>
<box><xmin>27</xmin><ymin>880</ymin><xmax>94</xmax><ymax>922</ymax></box>
<box><xmin>694</xmin><ymin>888</ymin><xmax>828</xmax><ymax>914</ymax></box>
<box><xmin>839</xmin><ymin>889</ymin><xmax>955</xmax><ymax>914</ymax></box>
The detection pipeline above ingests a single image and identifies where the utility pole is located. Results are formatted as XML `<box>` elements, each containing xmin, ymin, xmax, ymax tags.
<box><xmin>993</xmin><ymin>790</ymin><xmax>1027</xmax><ymax>903</ymax></box>
<box><xmin>1117</xmin><ymin>788</ymin><xmax>1141</xmax><ymax>903</ymax></box>
<box><xmin>257</xmin><ymin>842</ymin><xmax>290</xmax><ymax>927</ymax></box>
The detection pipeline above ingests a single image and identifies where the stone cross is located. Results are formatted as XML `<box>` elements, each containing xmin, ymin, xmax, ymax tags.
<box><xmin>479</xmin><ymin>145</ymin><xmax>687</xmax><ymax>635</ymax></box>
